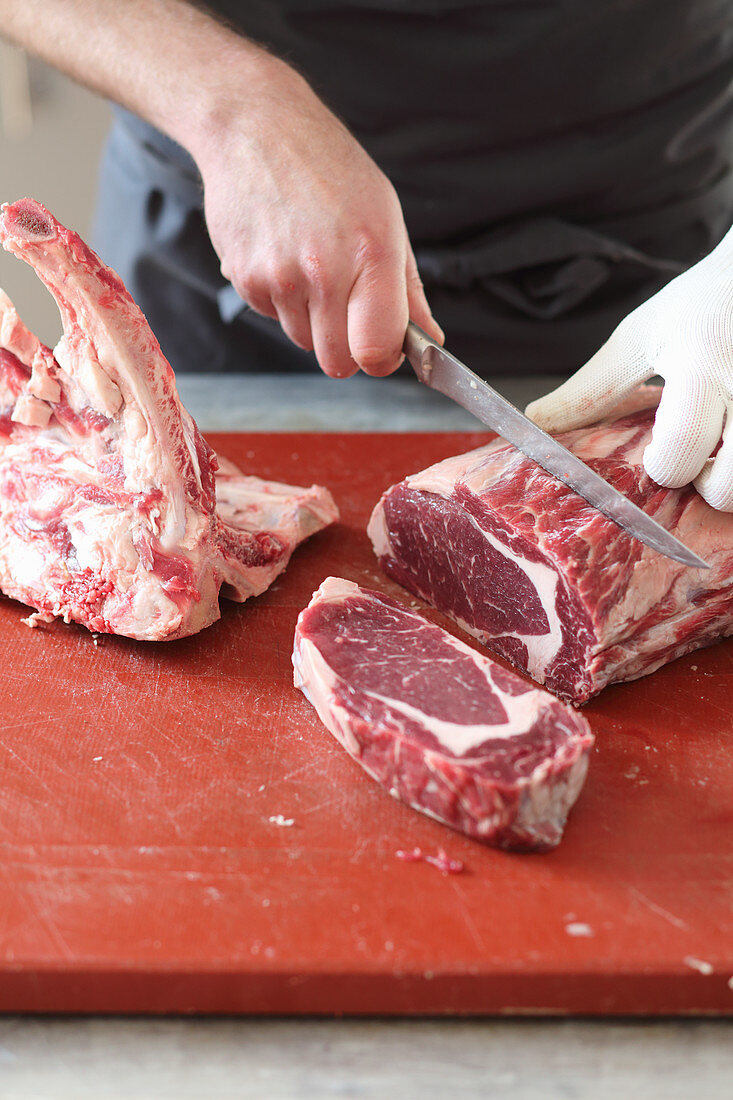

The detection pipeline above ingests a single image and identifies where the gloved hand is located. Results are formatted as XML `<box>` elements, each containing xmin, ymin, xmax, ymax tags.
<box><xmin>525</xmin><ymin>226</ymin><xmax>733</xmax><ymax>510</ymax></box>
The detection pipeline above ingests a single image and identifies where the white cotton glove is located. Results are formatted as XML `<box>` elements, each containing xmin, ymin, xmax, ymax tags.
<box><xmin>525</xmin><ymin>225</ymin><xmax>733</xmax><ymax>510</ymax></box>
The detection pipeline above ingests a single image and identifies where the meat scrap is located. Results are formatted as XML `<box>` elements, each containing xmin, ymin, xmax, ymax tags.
<box><xmin>293</xmin><ymin>577</ymin><xmax>593</xmax><ymax>852</ymax></box>
<box><xmin>368</xmin><ymin>388</ymin><xmax>733</xmax><ymax>704</ymax></box>
<box><xmin>395</xmin><ymin>847</ymin><xmax>464</xmax><ymax>875</ymax></box>
<box><xmin>0</xmin><ymin>199</ymin><xmax>337</xmax><ymax>640</ymax></box>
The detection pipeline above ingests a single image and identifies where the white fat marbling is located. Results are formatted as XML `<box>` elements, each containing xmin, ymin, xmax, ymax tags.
<box><xmin>371</xmin><ymin>484</ymin><xmax>563</xmax><ymax>680</ymax></box>
<box><xmin>459</xmin><ymin>510</ymin><xmax>562</xmax><ymax>680</ymax></box>
<box><xmin>293</xmin><ymin>577</ymin><xmax>559</xmax><ymax>757</ymax></box>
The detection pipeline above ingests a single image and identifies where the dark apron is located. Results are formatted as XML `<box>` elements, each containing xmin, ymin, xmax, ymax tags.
<box><xmin>93</xmin><ymin>0</ymin><xmax>733</xmax><ymax>375</ymax></box>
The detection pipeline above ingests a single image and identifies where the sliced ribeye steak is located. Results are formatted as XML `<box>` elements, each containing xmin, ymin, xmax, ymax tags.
<box><xmin>368</xmin><ymin>387</ymin><xmax>733</xmax><ymax>704</ymax></box>
<box><xmin>0</xmin><ymin>198</ymin><xmax>337</xmax><ymax>640</ymax></box>
<box><xmin>293</xmin><ymin>577</ymin><xmax>593</xmax><ymax>851</ymax></box>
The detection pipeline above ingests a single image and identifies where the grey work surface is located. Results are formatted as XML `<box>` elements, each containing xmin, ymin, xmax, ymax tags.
<box><xmin>4</xmin><ymin>372</ymin><xmax>732</xmax><ymax>1100</ymax></box>
<box><xmin>174</xmin><ymin>369</ymin><xmax>567</xmax><ymax>433</ymax></box>
<box><xmin>1</xmin><ymin>1017</ymin><xmax>732</xmax><ymax>1100</ymax></box>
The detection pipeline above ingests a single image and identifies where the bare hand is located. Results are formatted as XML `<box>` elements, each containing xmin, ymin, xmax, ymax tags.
<box><xmin>194</xmin><ymin>61</ymin><xmax>443</xmax><ymax>377</ymax></box>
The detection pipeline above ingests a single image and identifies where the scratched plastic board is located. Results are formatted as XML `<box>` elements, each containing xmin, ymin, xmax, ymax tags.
<box><xmin>0</xmin><ymin>432</ymin><xmax>731</xmax><ymax>1016</ymax></box>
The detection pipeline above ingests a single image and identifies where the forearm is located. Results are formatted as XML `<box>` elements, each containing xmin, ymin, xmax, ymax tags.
<box><xmin>0</xmin><ymin>0</ymin><xmax>311</xmax><ymax>163</ymax></box>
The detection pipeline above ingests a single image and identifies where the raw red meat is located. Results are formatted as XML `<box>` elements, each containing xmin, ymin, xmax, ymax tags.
<box><xmin>368</xmin><ymin>387</ymin><xmax>733</xmax><ymax>703</ymax></box>
<box><xmin>0</xmin><ymin>198</ymin><xmax>337</xmax><ymax>640</ymax></box>
<box><xmin>292</xmin><ymin>577</ymin><xmax>593</xmax><ymax>851</ymax></box>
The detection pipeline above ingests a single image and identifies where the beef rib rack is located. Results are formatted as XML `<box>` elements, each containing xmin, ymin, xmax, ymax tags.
<box><xmin>0</xmin><ymin>198</ymin><xmax>337</xmax><ymax>640</ymax></box>
<box><xmin>293</xmin><ymin>577</ymin><xmax>593</xmax><ymax>851</ymax></box>
<box><xmin>368</xmin><ymin>387</ymin><xmax>733</xmax><ymax>703</ymax></box>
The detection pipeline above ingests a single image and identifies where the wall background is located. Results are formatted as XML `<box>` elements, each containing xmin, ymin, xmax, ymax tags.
<box><xmin>0</xmin><ymin>50</ymin><xmax>110</xmax><ymax>346</ymax></box>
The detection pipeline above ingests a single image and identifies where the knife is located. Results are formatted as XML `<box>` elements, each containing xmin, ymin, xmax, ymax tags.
<box><xmin>404</xmin><ymin>322</ymin><xmax>709</xmax><ymax>569</ymax></box>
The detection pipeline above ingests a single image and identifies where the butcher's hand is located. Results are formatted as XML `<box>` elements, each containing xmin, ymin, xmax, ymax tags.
<box><xmin>525</xmin><ymin>226</ymin><xmax>733</xmax><ymax>510</ymax></box>
<box><xmin>0</xmin><ymin>0</ymin><xmax>442</xmax><ymax>379</ymax></box>
<box><xmin>194</xmin><ymin>60</ymin><xmax>443</xmax><ymax>378</ymax></box>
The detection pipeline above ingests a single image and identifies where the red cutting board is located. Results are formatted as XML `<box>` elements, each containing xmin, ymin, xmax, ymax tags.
<box><xmin>0</xmin><ymin>432</ymin><xmax>731</xmax><ymax>1016</ymax></box>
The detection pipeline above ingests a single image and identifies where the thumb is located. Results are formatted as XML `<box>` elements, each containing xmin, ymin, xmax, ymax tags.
<box><xmin>525</xmin><ymin>315</ymin><xmax>652</xmax><ymax>433</ymax></box>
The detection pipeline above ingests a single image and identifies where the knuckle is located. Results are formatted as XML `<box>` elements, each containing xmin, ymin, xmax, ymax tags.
<box><xmin>233</xmin><ymin>267</ymin><xmax>261</xmax><ymax>299</ymax></box>
<box><xmin>241</xmin><ymin>286</ymin><xmax>273</xmax><ymax>317</ymax></box>
<box><xmin>302</xmin><ymin>252</ymin><xmax>331</xmax><ymax>293</ymax></box>
<box><xmin>266</xmin><ymin>264</ymin><xmax>301</xmax><ymax>302</ymax></box>
<box><xmin>354</xmin><ymin>230</ymin><xmax>392</xmax><ymax>272</ymax></box>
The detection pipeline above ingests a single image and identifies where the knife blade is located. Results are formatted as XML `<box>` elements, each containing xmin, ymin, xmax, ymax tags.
<box><xmin>404</xmin><ymin>322</ymin><xmax>709</xmax><ymax>569</ymax></box>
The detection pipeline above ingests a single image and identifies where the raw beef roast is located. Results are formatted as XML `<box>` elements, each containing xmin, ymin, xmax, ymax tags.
<box><xmin>0</xmin><ymin>198</ymin><xmax>337</xmax><ymax>640</ymax></box>
<box><xmin>293</xmin><ymin>577</ymin><xmax>593</xmax><ymax>851</ymax></box>
<box><xmin>368</xmin><ymin>388</ymin><xmax>733</xmax><ymax>704</ymax></box>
